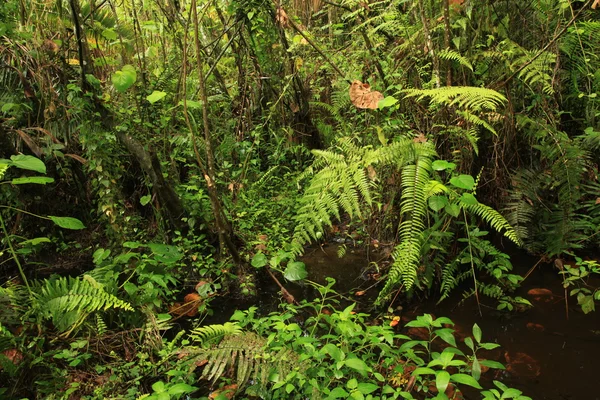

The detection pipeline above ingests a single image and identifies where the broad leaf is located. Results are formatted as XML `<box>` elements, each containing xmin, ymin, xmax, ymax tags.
<box><xmin>412</xmin><ymin>367</ymin><xmax>436</xmax><ymax>375</ymax></box>
<box><xmin>284</xmin><ymin>261</ymin><xmax>308</xmax><ymax>281</ymax></box>
<box><xmin>357</xmin><ymin>383</ymin><xmax>379</xmax><ymax>395</ymax></box>
<box><xmin>432</xmin><ymin>160</ymin><xmax>456</xmax><ymax>171</ymax></box>
<box><xmin>251</xmin><ymin>252</ymin><xmax>268</xmax><ymax>268</ymax></box>
<box><xmin>147</xmin><ymin>90</ymin><xmax>167</xmax><ymax>104</ymax></box>
<box><xmin>328</xmin><ymin>387</ymin><xmax>349</xmax><ymax>399</ymax></box>
<box><xmin>450</xmin><ymin>174</ymin><xmax>475</xmax><ymax>190</ymax></box>
<box><xmin>112</xmin><ymin>65</ymin><xmax>137</xmax><ymax>92</ymax></box>
<box><xmin>11</xmin><ymin>177</ymin><xmax>54</xmax><ymax>185</ymax></box>
<box><xmin>429</xmin><ymin>195</ymin><xmax>448</xmax><ymax>211</ymax></box>
<box><xmin>140</xmin><ymin>195</ymin><xmax>152</xmax><ymax>206</ymax></box>
<box><xmin>472</xmin><ymin>323</ymin><xmax>482</xmax><ymax>343</ymax></box>
<box><xmin>167</xmin><ymin>383</ymin><xmax>196</xmax><ymax>395</ymax></box>
<box><xmin>49</xmin><ymin>216</ymin><xmax>85</xmax><ymax>230</ymax></box>
<box><xmin>450</xmin><ymin>373</ymin><xmax>482</xmax><ymax>389</ymax></box>
<box><xmin>344</xmin><ymin>358</ymin><xmax>369</xmax><ymax>375</ymax></box>
<box><xmin>434</xmin><ymin>328</ymin><xmax>457</xmax><ymax>347</ymax></box>
<box><xmin>10</xmin><ymin>155</ymin><xmax>46</xmax><ymax>173</ymax></box>
<box><xmin>445</xmin><ymin>203</ymin><xmax>460</xmax><ymax>217</ymax></box>
<box><xmin>436</xmin><ymin>370</ymin><xmax>450</xmax><ymax>394</ymax></box>
<box><xmin>459</xmin><ymin>193</ymin><xmax>478</xmax><ymax>205</ymax></box>
<box><xmin>378</xmin><ymin>96</ymin><xmax>398</xmax><ymax>109</ymax></box>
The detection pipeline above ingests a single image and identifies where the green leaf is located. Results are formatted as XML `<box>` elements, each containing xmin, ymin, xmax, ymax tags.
<box><xmin>152</xmin><ymin>381</ymin><xmax>166</xmax><ymax>393</ymax></box>
<box><xmin>459</xmin><ymin>193</ymin><xmax>478</xmax><ymax>205</ymax></box>
<box><xmin>49</xmin><ymin>216</ymin><xmax>85</xmax><ymax>230</ymax></box>
<box><xmin>464</xmin><ymin>337</ymin><xmax>474</xmax><ymax>351</ymax></box>
<box><xmin>429</xmin><ymin>195</ymin><xmax>448</xmax><ymax>211</ymax></box>
<box><xmin>445</xmin><ymin>203</ymin><xmax>460</xmax><ymax>217</ymax></box>
<box><xmin>283</xmin><ymin>261</ymin><xmax>308</xmax><ymax>281</ymax></box>
<box><xmin>344</xmin><ymin>358</ymin><xmax>369</xmax><ymax>375</ymax></box>
<box><xmin>11</xmin><ymin>177</ymin><xmax>54</xmax><ymax>185</ymax></box>
<box><xmin>10</xmin><ymin>155</ymin><xmax>46</xmax><ymax>173</ymax></box>
<box><xmin>328</xmin><ymin>387</ymin><xmax>350</xmax><ymax>399</ymax></box>
<box><xmin>321</xmin><ymin>343</ymin><xmax>344</xmax><ymax>362</ymax></box>
<box><xmin>472</xmin><ymin>323</ymin><xmax>482</xmax><ymax>343</ymax></box>
<box><xmin>19</xmin><ymin>237</ymin><xmax>51</xmax><ymax>246</ymax></box>
<box><xmin>479</xmin><ymin>359</ymin><xmax>505</xmax><ymax>370</ymax></box>
<box><xmin>479</xmin><ymin>343</ymin><xmax>501</xmax><ymax>350</ymax></box>
<box><xmin>412</xmin><ymin>367</ymin><xmax>436</xmax><ymax>376</ymax></box>
<box><xmin>450</xmin><ymin>373</ymin><xmax>482</xmax><ymax>389</ymax></box>
<box><xmin>251</xmin><ymin>252</ymin><xmax>267</xmax><ymax>268</ymax></box>
<box><xmin>432</xmin><ymin>160</ymin><xmax>456</xmax><ymax>171</ymax></box>
<box><xmin>434</xmin><ymin>328</ymin><xmax>457</xmax><ymax>347</ymax></box>
<box><xmin>140</xmin><ymin>195</ymin><xmax>152</xmax><ymax>206</ymax></box>
<box><xmin>146</xmin><ymin>90</ymin><xmax>167</xmax><ymax>104</ymax></box>
<box><xmin>347</xmin><ymin>378</ymin><xmax>358</xmax><ymax>390</ymax></box>
<box><xmin>167</xmin><ymin>383</ymin><xmax>196</xmax><ymax>395</ymax></box>
<box><xmin>450</xmin><ymin>174</ymin><xmax>475</xmax><ymax>190</ymax></box>
<box><xmin>436</xmin><ymin>370</ymin><xmax>450</xmax><ymax>394</ymax></box>
<box><xmin>112</xmin><ymin>65</ymin><xmax>137</xmax><ymax>92</ymax></box>
<box><xmin>285</xmin><ymin>383</ymin><xmax>295</xmax><ymax>394</ymax></box>
<box><xmin>472</xmin><ymin>357</ymin><xmax>481</xmax><ymax>380</ymax></box>
<box><xmin>101</xmin><ymin>28</ymin><xmax>118</xmax><ymax>40</ymax></box>
<box><xmin>378</xmin><ymin>96</ymin><xmax>398</xmax><ymax>109</ymax></box>
<box><xmin>357</xmin><ymin>383</ymin><xmax>379</xmax><ymax>395</ymax></box>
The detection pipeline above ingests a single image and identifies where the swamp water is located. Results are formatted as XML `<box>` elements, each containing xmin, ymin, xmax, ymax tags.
<box><xmin>299</xmin><ymin>244</ymin><xmax>600</xmax><ymax>400</ymax></box>
<box><xmin>204</xmin><ymin>243</ymin><xmax>599</xmax><ymax>399</ymax></box>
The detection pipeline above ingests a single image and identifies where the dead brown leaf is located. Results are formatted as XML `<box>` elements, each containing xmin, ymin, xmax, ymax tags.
<box><xmin>349</xmin><ymin>80</ymin><xmax>383</xmax><ymax>110</ymax></box>
<box><xmin>593</xmin><ymin>0</ymin><xmax>600</xmax><ymax>9</ymax></box>
<box><xmin>276</xmin><ymin>7</ymin><xmax>288</xmax><ymax>27</ymax></box>
<box><xmin>413</xmin><ymin>133</ymin><xmax>428</xmax><ymax>143</ymax></box>
<box><xmin>209</xmin><ymin>384</ymin><xmax>238</xmax><ymax>399</ymax></box>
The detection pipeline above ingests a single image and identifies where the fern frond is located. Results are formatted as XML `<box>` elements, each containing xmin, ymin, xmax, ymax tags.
<box><xmin>404</xmin><ymin>86</ymin><xmax>507</xmax><ymax>112</ymax></box>
<box><xmin>34</xmin><ymin>276</ymin><xmax>133</xmax><ymax>335</ymax></box>
<box><xmin>378</xmin><ymin>148</ymin><xmax>434</xmax><ymax>301</ymax></box>
<box><xmin>190</xmin><ymin>322</ymin><xmax>243</xmax><ymax>345</ymax></box>
<box><xmin>438</xmin><ymin>49</ymin><xmax>473</xmax><ymax>71</ymax></box>
<box><xmin>464</xmin><ymin>202</ymin><xmax>521</xmax><ymax>245</ymax></box>
<box><xmin>186</xmin><ymin>332</ymin><xmax>299</xmax><ymax>390</ymax></box>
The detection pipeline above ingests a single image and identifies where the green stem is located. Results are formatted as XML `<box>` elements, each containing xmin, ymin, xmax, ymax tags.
<box><xmin>463</xmin><ymin>210</ymin><xmax>482</xmax><ymax>317</ymax></box>
<box><xmin>0</xmin><ymin>205</ymin><xmax>49</xmax><ymax>220</ymax></box>
<box><xmin>0</xmin><ymin>211</ymin><xmax>32</xmax><ymax>294</ymax></box>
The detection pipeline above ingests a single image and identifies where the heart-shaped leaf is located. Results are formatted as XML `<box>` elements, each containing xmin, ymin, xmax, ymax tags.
<box><xmin>112</xmin><ymin>65</ymin><xmax>137</xmax><ymax>93</ymax></box>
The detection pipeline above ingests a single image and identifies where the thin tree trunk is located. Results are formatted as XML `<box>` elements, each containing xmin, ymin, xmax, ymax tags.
<box><xmin>191</xmin><ymin>0</ymin><xmax>241</xmax><ymax>264</ymax></box>
<box><xmin>69</xmin><ymin>0</ymin><xmax>188</xmax><ymax>233</ymax></box>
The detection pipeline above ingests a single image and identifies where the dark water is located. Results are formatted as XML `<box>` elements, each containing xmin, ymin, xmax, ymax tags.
<box><xmin>299</xmin><ymin>244</ymin><xmax>600</xmax><ymax>400</ymax></box>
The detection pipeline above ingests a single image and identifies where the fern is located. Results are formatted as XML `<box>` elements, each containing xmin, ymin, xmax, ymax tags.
<box><xmin>438</xmin><ymin>49</ymin><xmax>473</xmax><ymax>71</ymax></box>
<box><xmin>186</xmin><ymin>331</ymin><xmax>299</xmax><ymax>390</ymax></box>
<box><xmin>190</xmin><ymin>322</ymin><xmax>243</xmax><ymax>345</ymax></box>
<box><xmin>34</xmin><ymin>275</ymin><xmax>133</xmax><ymax>335</ymax></box>
<box><xmin>377</xmin><ymin>146</ymin><xmax>434</xmax><ymax>301</ymax></box>
<box><xmin>464</xmin><ymin>202</ymin><xmax>521</xmax><ymax>245</ymax></box>
<box><xmin>404</xmin><ymin>86</ymin><xmax>507</xmax><ymax>112</ymax></box>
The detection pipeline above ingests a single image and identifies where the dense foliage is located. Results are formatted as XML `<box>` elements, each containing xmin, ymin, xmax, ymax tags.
<box><xmin>1</xmin><ymin>0</ymin><xmax>600</xmax><ymax>398</ymax></box>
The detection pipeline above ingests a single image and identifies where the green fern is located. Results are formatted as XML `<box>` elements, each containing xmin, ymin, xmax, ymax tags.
<box><xmin>438</xmin><ymin>49</ymin><xmax>473</xmax><ymax>71</ymax></box>
<box><xmin>190</xmin><ymin>322</ymin><xmax>243</xmax><ymax>345</ymax></box>
<box><xmin>34</xmin><ymin>275</ymin><xmax>133</xmax><ymax>335</ymax></box>
<box><xmin>377</xmin><ymin>148</ymin><xmax>434</xmax><ymax>301</ymax></box>
<box><xmin>186</xmin><ymin>331</ymin><xmax>299</xmax><ymax>390</ymax></box>
<box><xmin>403</xmin><ymin>86</ymin><xmax>507</xmax><ymax>112</ymax></box>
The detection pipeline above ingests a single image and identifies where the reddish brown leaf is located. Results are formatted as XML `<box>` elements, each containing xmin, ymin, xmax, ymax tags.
<box><xmin>209</xmin><ymin>384</ymin><xmax>238</xmax><ymax>399</ymax></box>
<box><xmin>349</xmin><ymin>80</ymin><xmax>383</xmax><ymax>110</ymax></box>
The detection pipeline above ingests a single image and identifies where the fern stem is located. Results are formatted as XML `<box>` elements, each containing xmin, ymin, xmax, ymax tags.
<box><xmin>463</xmin><ymin>210</ymin><xmax>481</xmax><ymax>317</ymax></box>
<box><xmin>0</xmin><ymin>212</ymin><xmax>31</xmax><ymax>295</ymax></box>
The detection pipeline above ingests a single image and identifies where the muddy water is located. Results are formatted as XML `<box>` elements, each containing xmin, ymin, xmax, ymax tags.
<box><xmin>300</xmin><ymin>244</ymin><xmax>600</xmax><ymax>400</ymax></box>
